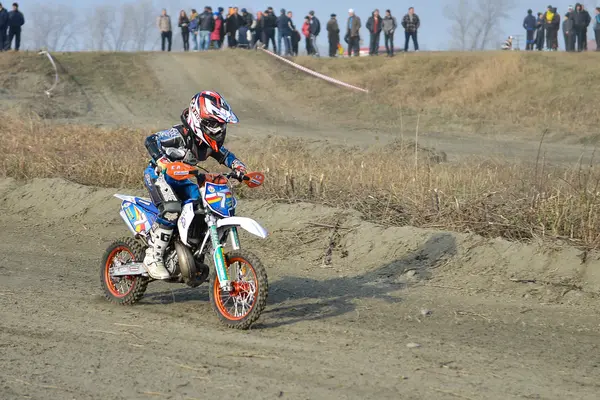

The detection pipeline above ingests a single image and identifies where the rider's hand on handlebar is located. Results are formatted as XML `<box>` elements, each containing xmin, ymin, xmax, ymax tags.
<box><xmin>230</xmin><ymin>169</ymin><xmax>245</xmax><ymax>182</ymax></box>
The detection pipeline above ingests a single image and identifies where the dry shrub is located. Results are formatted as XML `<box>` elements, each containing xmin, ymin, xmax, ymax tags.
<box><xmin>2</xmin><ymin>113</ymin><xmax>600</xmax><ymax>249</ymax></box>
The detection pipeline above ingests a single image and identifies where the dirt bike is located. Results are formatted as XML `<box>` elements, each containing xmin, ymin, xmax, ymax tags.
<box><xmin>100</xmin><ymin>162</ymin><xmax>269</xmax><ymax>330</ymax></box>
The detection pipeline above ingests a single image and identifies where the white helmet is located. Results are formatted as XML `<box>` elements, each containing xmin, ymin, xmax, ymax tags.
<box><xmin>186</xmin><ymin>91</ymin><xmax>238</xmax><ymax>151</ymax></box>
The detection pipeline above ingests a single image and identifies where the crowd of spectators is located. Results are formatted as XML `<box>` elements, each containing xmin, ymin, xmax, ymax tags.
<box><xmin>522</xmin><ymin>3</ymin><xmax>600</xmax><ymax>51</ymax></box>
<box><xmin>0</xmin><ymin>2</ymin><xmax>24</xmax><ymax>52</ymax></box>
<box><xmin>157</xmin><ymin>6</ymin><xmax>421</xmax><ymax>57</ymax></box>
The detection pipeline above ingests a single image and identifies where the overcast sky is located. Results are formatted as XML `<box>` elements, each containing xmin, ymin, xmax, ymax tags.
<box><xmin>24</xmin><ymin>0</ymin><xmax>594</xmax><ymax>50</ymax></box>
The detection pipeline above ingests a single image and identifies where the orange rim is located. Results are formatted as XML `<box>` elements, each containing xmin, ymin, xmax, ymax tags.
<box><xmin>104</xmin><ymin>246</ymin><xmax>136</xmax><ymax>298</ymax></box>
<box><xmin>213</xmin><ymin>256</ymin><xmax>258</xmax><ymax>321</ymax></box>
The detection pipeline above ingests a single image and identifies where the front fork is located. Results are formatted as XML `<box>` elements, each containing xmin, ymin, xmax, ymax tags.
<box><xmin>206</xmin><ymin>215</ymin><xmax>241</xmax><ymax>291</ymax></box>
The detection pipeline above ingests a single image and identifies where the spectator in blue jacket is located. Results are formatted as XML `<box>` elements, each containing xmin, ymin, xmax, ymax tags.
<box><xmin>7</xmin><ymin>2</ymin><xmax>24</xmax><ymax>51</ymax></box>
<box><xmin>523</xmin><ymin>9</ymin><xmax>536</xmax><ymax>50</ymax></box>
<box><xmin>276</xmin><ymin>8</ymin><xmax>292</xmax><ymax>56</ymax></box>
<box><xmin>0</xmin><ymin>3</ymin><xmax>8</xmax><ymax>52</ymax></box>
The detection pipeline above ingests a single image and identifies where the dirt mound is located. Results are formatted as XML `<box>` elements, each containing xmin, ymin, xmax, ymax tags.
<box><xmin>2</xmin><ymin>178</ymin><xmax>598</xmax><ymax>297</ymax></box>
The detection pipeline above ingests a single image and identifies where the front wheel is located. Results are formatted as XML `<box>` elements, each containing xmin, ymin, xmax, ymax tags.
<box><xmin>209</xmin><ymin>250</ymin><xmax>268</xmax><ymax>329</ymax></box>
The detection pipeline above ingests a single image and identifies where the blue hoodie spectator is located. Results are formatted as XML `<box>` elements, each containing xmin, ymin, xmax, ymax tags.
<box><xmin>523</xmin><ymin>9</ymin><xmax>536</xmax><ymax>50</ymax></box>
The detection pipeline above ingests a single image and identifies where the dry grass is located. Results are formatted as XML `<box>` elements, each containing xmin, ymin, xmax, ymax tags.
<box><xmin>291</xmin><ymin>51</ymin><xmax>600</xmax><ymax>138</ymax></box>
<box><xmin>3</xmin><ymin>113</ymin><xmax>600</xmax><ymax>249</ymax></box>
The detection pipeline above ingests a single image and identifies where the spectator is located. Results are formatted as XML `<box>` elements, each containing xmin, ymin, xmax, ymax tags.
<box><xmin>217</xmin><ymin>7</ymin><xmax>226</xmax><ymax>47</ymax></box>
<box><xmin>523</xmin><ymin>9</ymin><xmax>536</xmax><ymax>50</ymax></box>
<box><xmin>262</xmin><ymin>8</ymin><xmax>277</xmax><ymax>52</ymax></box>
<box><xmin>563</xmin><ymin>13</ymin><xmax>575</xmax><ymax>51</ymax></box>
<box><xmin>277</xmin><ymin>8</ymin><xmax>292</xmax><ymax>55</ymax></box>
<box><xmin>552</xmin><ymin>7</ymin><xmax>561</xmax><ymax>50</ymax></box>
<box><xmin>535</xmin><ymin>12</ymin><xmax>545</xmax><ymax>50</ymax></box>
<box><xmin>582</xmin><ymin>4</ymin><xmax>591</xmax><ymax>50</ymax></box>
<box><xmin>327</xmin><ymin>13</ymin><xmax>340</xmax><ymax>57</ymax></box>
<box><xmin>402</xmin><ymin>7</ymin><xmax>420</xmax><ymax>52</ymax></box>
<box><xmin>594</xmin><ymin>7</ymin><xmax>600</xmax><ymax>51</ymax></box>
<box><xmin>501</xmin><ymin>35</ymin><xmax>513</xmax><ymax>50</ymax></box>
<box><xmin>226</xmin><ymin>7</ymin><xmax>239</xmax><ymax>48</ymax></box>
<box><xmin>574</xmin><ymin>3</ymin><xmax>591</xmax><ymax>51</ymax></box>
<box><xmin>237</xmin><ymin>8</ymin><xmax>252</xmax><ymax>48</ymax></box>
<box><xmin>346</xmin><ymin>8</ymin><xmax>361</xmax><ymax>57</ymax></box>
<box><xmin>382</xmin><ymin>9</ymin><xmax>397</xmax><ymax>57</ymax></box>
<box><xmin>544</xmin><ymin>6</ymin><xmax>559</xmax><ymax>51</ymax></box>
<box><xmin>211</xmin><ymin>12</ymin><xmax>222</xmax><ymax>48</ymax></box>
<box><xmin>251</xmin><ymin>11</ymin><xmax>263</xmax><ymax>48</ymax></box>
<box><xmin>157</xmin><ymin>9</ymin><xmax>172</xmax><ymax>52</ymax></box>
<box><xmin>288</xmin><ymin>11</ymin><xmax>300</xmax><ymax>56</ymax></box>
<box><xmin>302</xmin><ymin>15</ymin><xmax>312</xmax><ymax>55</ymax></box>
<box><xmin>308</xmin><ymin>10</ymin><xmax>320</xmax><ymax>57</ymax></box>
<box><xmin>241</xmin><ymin>8</ymin><xmax>253</xmax><ymax>28</ymax></box>
<box><xmin>189</xmin><ymin>9</ymin><xmax>199</xmax><ymax>51</ymax></box>
<box><xmin>366</xmin><ymin>9</ymin><xmax>382</xmax><ymax>56</ymax></box>
<box><xmin>0</xmin><ymin>3</ymin><xmax>8</xmax><ymax>52</ymax></box>
<box><xmin>178</xmin><ymin>10</ymin><xmax>190</xmax><ymax>52</ymax></box>
<box><xmin>198</xmin><ymin>6</ymin><xmax>214</xmax><ymax>51</ymax></box>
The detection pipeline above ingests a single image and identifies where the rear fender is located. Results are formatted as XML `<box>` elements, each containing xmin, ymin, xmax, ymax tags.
<box><xmin>216</xmin><ymin>217</ymin><xmax>268</xmax><ymax>239</ymax></box>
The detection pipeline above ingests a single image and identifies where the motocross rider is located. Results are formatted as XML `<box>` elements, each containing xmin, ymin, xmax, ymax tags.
<box><xmin>143</xmin><ymin>91</ymin><xmax>247</xmax><ymax>280</ymax></box>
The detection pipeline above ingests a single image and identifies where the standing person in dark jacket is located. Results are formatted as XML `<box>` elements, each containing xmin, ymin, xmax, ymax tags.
<box><xmin>288</xmin><ymin>11</ymin><xmax>299</xmax><ymax>56</ymax></box>
<box><xmin>178</xmin><ymin>10</ymin><xmax>190</xmax><ymax>51</ymax></box>
<box><xmin>543</xmin><ymin>5</ymin><xmax>555</xmax><ymax>50</ymax></box>
<box><xmin>198</xmin><ymin>6</ymin><xmax>214</xmax><ymax>51</ymax></box>
<box><xmin>261</xmin><ymin>8</ymin><xmax>277</xmax><ymax>52</ymax></box>
<box><xmin>326</xmin><ymin>13</ymin><xmax>340</xmax><ymax>57</ymax></box>
<box><xmin>573</xmin><ymin>3</ymin><xmax>588</xmax><ymax>51</ymax></box>
<box><xmin>225</xmin><ymin>8</ymin><xmax>239</xmax><ymax>48</ymax></box>
<box><xmin>523</xmin><ymin>9</ymin><xmax>536</xmax><ymax>50</ymax></box>
<box><xmin>552</xmin><ymin>8</ymin><xmax>561</xmax><ymax>50</ymax></box>
<box><xmin>251</xmin><ymin>11</ymin><xmax>263</xmax><ymax>48</ymax></box>
<box><xmin>544</xmin><ymin>6</ymin><xmax>560</xmax><ymax>50</ymax></box>
<box><xmin>582</xmin><ymin>5</ymin><xmax>591</xmax><ymax>50</ymax></box>
<box><xmin>276</xmin><ymin>8</ymin><xmax>292</xmax><ymax>55</ymax></box>
<box><xmin>366</xmin><ymin>9</ymin><xmax>382</xmax><ymax>56</ymax></box>
<box><xmin>308</xmin><ymin>10</ymin><xmax>320</xmax><ymax>57</ymax></box>
<box><xmin>346</xmin><ymin>9</ymin><xmax>361</xmax><ymax>57</ymax></box>
<box><xmin>0</xmin><ymin>3</ymin><xmax>8</xmax><ymax>52</ymax></box>
<box><xmin>402</xmin><ymin>7</ymin><xmax>420</xmax><ymax>52</ymax></box>
<box><xmin>7</xmin><ymin>1</ymin><xmax>22</xmax><ymax>50</ymax></box>
<box><xmin>563</xmin><ymin>13</ymin><xmax>575</xmax><ymax>51</ymax></box>
<box><xmin>535</xmin><ymin>12</ymin><xmax>545</xmax><ymax>50</ymax></box>
<box><xmin>382</xmin><ymin>9</ymin><xmax>397</xmax><ymax>57</ymax></box>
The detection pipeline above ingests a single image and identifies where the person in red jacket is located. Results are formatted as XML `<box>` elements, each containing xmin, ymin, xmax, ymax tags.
<box><xmin>211</xmin><ymin>12</ymin><xmax>222</xmax><ymax>48</ymax></box>
<box><xmin>302</xmin><ymin>16</ymin><xmax>312</xmax><ymax>55</ymax></box>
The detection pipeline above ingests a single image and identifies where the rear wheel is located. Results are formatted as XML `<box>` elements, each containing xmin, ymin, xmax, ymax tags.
<box><xmin>100</xmin><ymin>238</ymin><xmax>149</xmax><ymax>305</ymax></box>
<box><xmin>209</xmin><ymin>250</ymin><xmax>268</xmax><ymax>330</ymax></box>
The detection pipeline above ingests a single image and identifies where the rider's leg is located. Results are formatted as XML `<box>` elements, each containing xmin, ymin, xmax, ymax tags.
<box><xmin>143</xmin><ymin>166</ymin><xmax>181</xmax><ymax>279</ymax></box>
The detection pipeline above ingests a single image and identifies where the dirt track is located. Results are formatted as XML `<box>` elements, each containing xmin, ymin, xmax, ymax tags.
<box><xmin>1</xmin><ymin>179</ymin><xmax>600</xmax><ymax>400</ymax></box>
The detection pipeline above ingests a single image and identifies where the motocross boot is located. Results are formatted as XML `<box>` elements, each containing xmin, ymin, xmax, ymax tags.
<box><xmin>143</xmin><ymin>222</ymin><xmax>172</xmax><ymax>280</ymax></box>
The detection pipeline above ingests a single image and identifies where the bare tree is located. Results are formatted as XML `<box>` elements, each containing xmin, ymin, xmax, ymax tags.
<box><xmin>28</xmin><ymin>4</ymin><xmax>77</xmax><ymax>51</ymax></box>
<box><xmin>445</xmin><ymin>0</ymin><xmax>516</xmax><ymax>50</ymax></box>
<box><xmin>85</xmin><ymin>5</ymin><xmax>116</xmax><ymax>51</ymax></box>
<box><xmin>129</xmin><ymin>0</ymin><xmax>159</xmax><ymax>50</ymax></box>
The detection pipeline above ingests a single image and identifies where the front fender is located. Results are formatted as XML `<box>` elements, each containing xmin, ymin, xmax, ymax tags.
<box><xmin>216</xmin><ymin>217</ymin><xmax>268</xmax><ymax>239</ymax></box>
